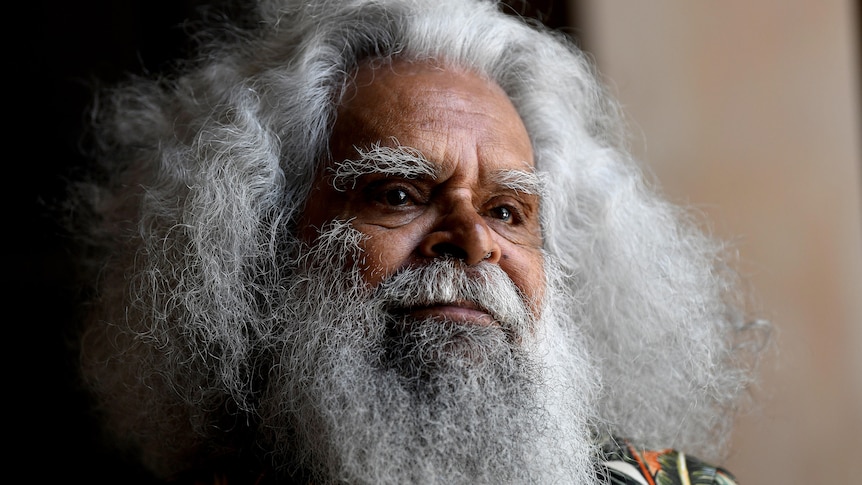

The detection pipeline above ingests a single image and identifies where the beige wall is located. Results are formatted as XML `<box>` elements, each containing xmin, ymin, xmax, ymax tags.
<box><xmin>575</xmin><ymin>1</ymin><xmax>862</xmax><ymax>483</ymax></box>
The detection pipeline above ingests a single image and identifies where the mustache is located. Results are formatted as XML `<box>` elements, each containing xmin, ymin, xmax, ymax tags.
<box><xmin>372</xmin><ymin>258</ymin><xmax>535</xmax><ymax>335</ymax></box>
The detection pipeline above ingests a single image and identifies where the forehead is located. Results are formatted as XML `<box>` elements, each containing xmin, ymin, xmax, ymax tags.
<box><xmin>330</xmin><ymin>59</ymin><xmax>534</xmax><ymax>173</ymax></box>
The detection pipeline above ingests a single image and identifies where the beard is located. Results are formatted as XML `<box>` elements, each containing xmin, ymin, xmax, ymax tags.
<box><xmin>256</xmin><ymin>221</ymin><xmax>602</xmax><ymax>484</ymax></box>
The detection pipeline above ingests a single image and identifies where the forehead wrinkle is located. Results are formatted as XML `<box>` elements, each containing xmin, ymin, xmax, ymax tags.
<box><xmin>329</xmin><ymin>141</ymin><xmax>440</xmax><ymax>190</ymax></box>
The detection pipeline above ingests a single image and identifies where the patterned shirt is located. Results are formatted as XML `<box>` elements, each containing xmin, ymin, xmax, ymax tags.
<box><xmin>599</xmin><ymin>437</ymin><xmax>738</xmax><ymax>485</ymax></box>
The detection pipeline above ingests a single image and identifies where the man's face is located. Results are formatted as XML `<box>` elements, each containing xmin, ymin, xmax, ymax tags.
<box><xmin>300</xmin><ymin>59</ymin><xmax>545</xmax><ymax>319</ymax></box>
<box><xmin>253</xmin><ymin>61</ymin><xmax>600</xmax><ymax>483</ymax></box>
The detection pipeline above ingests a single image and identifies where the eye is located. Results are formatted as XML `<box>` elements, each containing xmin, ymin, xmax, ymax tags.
<box><xmin>489</xmin><ymin>205</ymin><xmax>513</xmax><ymax>222</ymax></box>
<box><xmin>368</xmin><ymin>181</ymin><xmax>421</xmax><ymax>207</ymax></box>
<box><xmin>365</xmin><ymin>179</ymin><xmax>426</xmax><ymax>211</ymax></box>
<box><xmin>383</xmin><ymin>188</ymin><xmax>411</xmax><ymax>206</ymax></box>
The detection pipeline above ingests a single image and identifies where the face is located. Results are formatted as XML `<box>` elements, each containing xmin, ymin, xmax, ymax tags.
<box><xmin>300</xmin><ymin>59</ymin><xmax>545</xmax><ymax>321</ymax></box>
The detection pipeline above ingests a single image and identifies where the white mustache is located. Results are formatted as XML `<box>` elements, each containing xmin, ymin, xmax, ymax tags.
<box><xmin>372</xmin><ymin>259</ymin><xmax>535</xmax><ymax>335</ymax></box>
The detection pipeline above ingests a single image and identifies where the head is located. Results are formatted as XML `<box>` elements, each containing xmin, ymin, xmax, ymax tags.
<box><xmin>68</xmin><ymin>0</ymin><xmax>767</xmax><ymax>483</ymax></box>
<box><xmin>300</xmin><ymin>57</ymin><xmax>545</xmax><ymax>314</ymax></box>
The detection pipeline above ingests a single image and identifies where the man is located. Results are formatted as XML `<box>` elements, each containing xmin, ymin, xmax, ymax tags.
<box><xmin>65</xmin><ymin>0</ymin><xmax>768</xmax><ymax>483</ymax></box>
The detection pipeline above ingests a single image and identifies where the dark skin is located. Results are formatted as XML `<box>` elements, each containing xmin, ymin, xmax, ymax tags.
<box><xmin>299</xmin><ymin>59</ymin><xmax>545</xmax><ymax>324</ymax></box>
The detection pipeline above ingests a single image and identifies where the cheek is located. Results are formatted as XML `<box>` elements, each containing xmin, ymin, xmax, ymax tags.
<box><xmin>500</xmin><ymin>249</ymin><xmax>546</xmax><ymax>317</ymax></box>
<box><xmin>352</xmin><ymin>224</ymin><xmax>420</xmax><ymax>288</ymax></box>
<box><xmin>297</xmin><ymin>182</ymin><xmax>348</xmax><ymax>244</ymax></box>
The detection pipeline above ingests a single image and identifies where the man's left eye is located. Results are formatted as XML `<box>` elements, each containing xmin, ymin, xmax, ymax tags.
<box><xmin>489</xmin><ymin>205</ymin><xmax>513</xmax><ymax>222</ymax></box>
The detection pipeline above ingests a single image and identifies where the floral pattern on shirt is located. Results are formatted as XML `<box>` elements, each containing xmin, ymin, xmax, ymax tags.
<box><xmin>598</xmin><ymin>437</ymin><xmax>738</xmax><ymax>485</ymax></box>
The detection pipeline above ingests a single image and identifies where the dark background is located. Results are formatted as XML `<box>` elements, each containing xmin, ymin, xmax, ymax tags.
<box><xmin>19</xmin><ymin>3</ymin><xmax>235</xmax><ymax>482</ymax></box>
<box><xmin>16</xmin><ymin>1</ymin><xmax>579</xmax><ymax>482</ymax></box>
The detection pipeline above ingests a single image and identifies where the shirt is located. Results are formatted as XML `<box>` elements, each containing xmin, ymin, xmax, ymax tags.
<box><xmin>598</xmin><ymin>437</ymin><xmax>738</xmax><ymax>485</ymax></box>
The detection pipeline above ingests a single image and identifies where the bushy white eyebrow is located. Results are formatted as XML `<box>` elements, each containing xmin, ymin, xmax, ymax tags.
<box><xmin>330</xmin><ymin>141</ymin><xmax>438</xmax><ymax>191</ymax></box>
<box><xmin>330</xmin><ymin>142</ymin><xmax>543</xmax><ymax>197</ymax></box>
<box><xmin>490</xmin><ymin>168</ymin><xmax>545</xmax><ymax>197</ymax></box>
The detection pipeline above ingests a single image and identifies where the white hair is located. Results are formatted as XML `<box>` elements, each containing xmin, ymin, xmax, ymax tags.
<box><xmin>68</xmin><ymin>0</ymin><xmax>768</xmax><ymax>480</ymax></box>
<box><xmin>251</xmin><ymin>221</ymin><xmax>601</xmax><ymax>484</ymax></box>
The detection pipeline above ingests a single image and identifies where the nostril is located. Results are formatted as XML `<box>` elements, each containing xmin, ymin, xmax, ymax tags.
<box><xmin>431</xmin><ymin>242</ymin><xmax>468</xmax><ymax>260</ymax></box>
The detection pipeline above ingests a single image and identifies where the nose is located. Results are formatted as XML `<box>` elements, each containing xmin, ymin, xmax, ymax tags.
<box><xmin>418</xmin><ymin>202</ymin><xmax>502</xmax><ymax>265</ymax></box>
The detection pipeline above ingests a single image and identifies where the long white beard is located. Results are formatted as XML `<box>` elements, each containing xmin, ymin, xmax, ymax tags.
<box><xmin>259</xmin><ymin>221</ymin><xmax>602</xmax><ymax>484</ymax></box>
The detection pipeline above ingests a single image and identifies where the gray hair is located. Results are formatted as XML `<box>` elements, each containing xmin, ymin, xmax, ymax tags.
<box><xmin>69</xmin><ymin>0</ymin><xmax>768</xmax><ymax>477</ymax></box>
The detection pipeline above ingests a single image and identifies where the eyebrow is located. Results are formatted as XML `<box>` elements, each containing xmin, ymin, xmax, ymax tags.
<box><xmin>490</xmin><ymin>168</ymin><xmax>545</xmax><ymax>197</ymax></box>
<box><xmin>330</xmin><ymin>142</ymin><xmax>438</xmax><ymax>191</ymax></box>
<box><xmin>329</xmin><ymin>142</ymin><xmax>543</xmax><ymax>197</ymax></box>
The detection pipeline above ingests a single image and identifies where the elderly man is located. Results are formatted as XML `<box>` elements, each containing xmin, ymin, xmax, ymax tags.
<box><xmin>65</xmin><ymin>0</ymin><xmax>767</xmax><ymax>483</ymax></box>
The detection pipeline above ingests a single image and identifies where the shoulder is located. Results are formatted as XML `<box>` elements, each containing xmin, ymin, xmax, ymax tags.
<box><xmin>598</xmin><ymin>437</ymin><xmax>738</xmax><ymax>485</ymax></box>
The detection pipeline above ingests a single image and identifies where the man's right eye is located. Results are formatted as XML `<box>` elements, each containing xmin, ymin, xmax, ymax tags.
<box><xmin>364</xmin><ymin>179</ymin><xmax>424</xmax><ymax>210</ymax></box>
<box><xmin>383</xmin><ymin>188</ymin><xmax>410</xmax><ymax>206</ymax></box>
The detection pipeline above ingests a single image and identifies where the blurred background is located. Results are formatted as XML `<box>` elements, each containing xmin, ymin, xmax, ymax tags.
<box><xmin>18</xmin><ymin>0</ymin><xmax>860</xmax><ymax>483</ymax></box>
<box><xmin>573</xmin><ymin>2</ymin><xmax>862</xmax><ymax>483</ymax></box>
